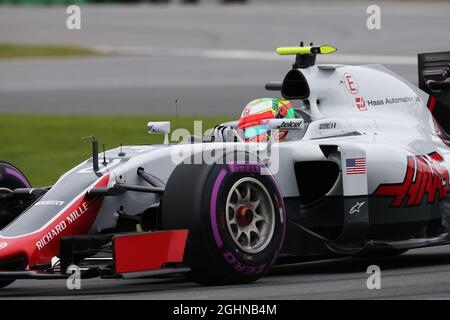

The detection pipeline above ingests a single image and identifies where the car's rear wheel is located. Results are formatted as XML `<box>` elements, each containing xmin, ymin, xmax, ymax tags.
<box><xmin>161</xmin><ymin>162</ymin><xmax>285</xmax><ymax>285</ymax></box>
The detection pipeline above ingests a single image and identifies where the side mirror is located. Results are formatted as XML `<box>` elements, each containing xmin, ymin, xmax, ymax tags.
<box><xmin>148</xmin><ymin>121</ymin><xmax>170</xmax><ymax>134</ymax></box>
<box><xmin>147</xmin><ymin>121</ymin><xmax>170</xmax><ymax>144</ymax></box>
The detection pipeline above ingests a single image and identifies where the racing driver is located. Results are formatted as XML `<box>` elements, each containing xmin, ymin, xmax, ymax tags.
<box><xmin>212</xmin><ymin>98</ymin><xmax>296</xmax><ymax>142</ymax></box>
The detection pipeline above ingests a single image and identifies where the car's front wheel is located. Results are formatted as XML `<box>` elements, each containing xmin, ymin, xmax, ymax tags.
<box><xmin>0</xmin><ymin>160</ymin><xmax>31</xmax><ymax>289</ymax></box>
<box><xmin>161</xmin><ymin>162</ymin><xmax>286</xmax><ymax>285</ymax></box>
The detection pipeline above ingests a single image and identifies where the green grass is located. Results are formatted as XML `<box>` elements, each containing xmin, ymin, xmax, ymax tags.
<box><xmin>0</xmin><ymin>114</ymin><xmax>232</xmax><ymax>186</ymax></box>
<box><xmin>0</xmin><ymin>44</ymin><xmax>101</xmax><ymax>59</ymax></box>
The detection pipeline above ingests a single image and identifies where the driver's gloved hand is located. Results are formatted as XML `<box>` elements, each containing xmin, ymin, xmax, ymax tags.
<box><xmin>211</xmin><ymin>125</ymin><xmax>243</xmax><ymax>142</ymax></box>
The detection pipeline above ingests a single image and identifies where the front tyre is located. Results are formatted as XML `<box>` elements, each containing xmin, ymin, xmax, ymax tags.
<box><xmin>0</xmin><ymin>161</ymin><xmax>31</xmax><ymax>229</ymax></box>
<box><xmin>161</xmin><ymin>163</ymin><xmax>285</xmax><ymax>285</ymax></box>
<box><xmin>0</xmin><ymin>161</ymin><xmax>31</xmax><ymax>289</ymax></box>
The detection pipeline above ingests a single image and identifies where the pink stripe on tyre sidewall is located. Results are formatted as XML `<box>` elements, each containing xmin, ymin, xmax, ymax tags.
<box><xmin>210</xmin><ymin>169</ymin><xmax>227</xmax><ymax>248</ymax></box>
<box><xmin>5</xmin><ymin>167</ymin><xmax>30</xmax><ymax>188</ymax></box>
<box><xmin>209</xmin><ymin>166</ymin><xmax>286</xmax><ymax>256</ymax></box>
<box><xmin>268</xmin><ymin>174</ymin><xmax>286</xmax><ymax>264</ymax></box>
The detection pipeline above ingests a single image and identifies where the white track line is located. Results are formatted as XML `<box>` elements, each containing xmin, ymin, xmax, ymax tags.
<box><xmin>93</xmin><ymin>45</ymin><xmax>416</xmax><ymax>66</ymax></box>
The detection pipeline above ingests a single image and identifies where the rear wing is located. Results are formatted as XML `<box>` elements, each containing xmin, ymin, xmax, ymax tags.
<box><xmin>418</xmin><ymin>51</ymin><xmax>450</xmax><ymax>95</ymax></box>
<box><xmin>418</xmin><ymin>51</ymin><xmax>450</xmax><ymax>134</ymax></box>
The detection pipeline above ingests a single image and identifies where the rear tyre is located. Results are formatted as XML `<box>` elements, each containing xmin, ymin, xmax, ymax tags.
<box><xmin>0</xmin><ymin>161</ymin><xmax>31</xmax><ymax>289</ymax></box>
<box><xmin>161</xmin><ymin>163</ymin><xmax>285</xmax><ymax>285</ymax></box>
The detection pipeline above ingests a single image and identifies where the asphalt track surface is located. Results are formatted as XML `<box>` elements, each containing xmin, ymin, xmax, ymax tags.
<box><xmin>1</xmin><ymin>2</ymin><xmax>450</xmax><ymax>116</ymax></box>
<box><xmin>2</xmin><ymin>245</ymin><xmax>450</xmax><ymax>299</ymax></box>
<box><xmin>2</xmin><ymin>2</ymin><xmax>450</xmax><ymax>300</ymax></box>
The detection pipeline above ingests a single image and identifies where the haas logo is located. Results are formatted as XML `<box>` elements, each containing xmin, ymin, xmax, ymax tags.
<box><xmin>374</xmin><ymin>154</ymin><xmax>449</xmax><ymax>207</ymax></box>
<box><xmin>355</xmin><ymin>97</ymin><xmax>367</xmax><ymax>111</ymax></box>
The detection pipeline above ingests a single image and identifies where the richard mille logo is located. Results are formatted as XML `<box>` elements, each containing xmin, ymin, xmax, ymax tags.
<box><xmin>349</xmin><ymin>201</ymin><xmax>365</xmax><ymax>215</ymax></box>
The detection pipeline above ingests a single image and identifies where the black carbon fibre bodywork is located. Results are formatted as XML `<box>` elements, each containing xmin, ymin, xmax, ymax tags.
<box><xmin>280</xmin><ymin>193</ymin><xmax>450</xmax><ymax>259</ymax></box>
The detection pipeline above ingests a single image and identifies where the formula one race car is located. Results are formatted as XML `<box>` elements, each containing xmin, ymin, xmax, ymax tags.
<box><xmin>1</xmin><ymin>43</ymin><xmax>450</xmax><ymax>289</ymax></box>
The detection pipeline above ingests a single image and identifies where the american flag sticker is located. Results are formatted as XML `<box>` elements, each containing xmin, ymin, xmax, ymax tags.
<box><xmin>346</xmin><ymin>157</ymin><xmax>366</xmax><ymax>175</ymax></box>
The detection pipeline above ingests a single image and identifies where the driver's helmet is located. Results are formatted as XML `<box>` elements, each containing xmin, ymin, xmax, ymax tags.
<box><xmin>237</xmin><ymin>98</ymin><xmax>295</xmax><ymax>142</ymax></box>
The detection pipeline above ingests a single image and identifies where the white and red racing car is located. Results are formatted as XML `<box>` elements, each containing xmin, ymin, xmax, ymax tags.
<box><xmin>0</xmin><ymin>44</ymin><xmax>450</xmax><ymax>288</ymax></box>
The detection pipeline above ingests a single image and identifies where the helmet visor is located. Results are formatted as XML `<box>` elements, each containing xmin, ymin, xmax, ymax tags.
<box><xmin>244</xmin><ymin>125</ymin><xmax>269</xmax><ymax>140</ymax></box>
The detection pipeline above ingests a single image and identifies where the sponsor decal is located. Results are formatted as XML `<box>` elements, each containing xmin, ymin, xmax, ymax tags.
<box><xmin>0</xmin><ymin>242</ymin><xmax>7</xmax><ymax>250</ymax></box>
<box><xmin>35</xmin><ymin>200</ymin><xmax>65</xmax><ymax>206</ymax></box>
<box><xmin>280</xmin><ymin>121</ymin><xmax>301</xmax><ymax>128</ymax></box>
<box><xmin>385</xmin><ymin>96</ymin><xmax>421</xmax><ymax>104</ymax></box>
<box><xmin>356</xmin><ymin>97</ymin><xmax>367</xmax><ymax>111</ymax></box>
<box><xmin>366</xmin><ymin>99</ymin><xmax>384</xmax><ymax>107</ymax></box>
<box><xmin>366</xmin><ymin>96</ymin><xmax>421</xmax><ymax>107</ymax></box>
<box><xmin>374</xmin><ymin>154</ymin><xmax>449</xmax><ymax>207</ymax></box>
<box><xmin>223</xmin><ymin>251</ymin><xmax>267</xmax><ymax>275</ymax></box>
<box><xmin>319</xmin><ymin>122</ymin><xmax>337</xmax><ymax>130</ymax></box>
<box><xmin>36</xmin><ymin>220</ymin><xmax>67</xmax><ymax>251</ymax></box>
<box><xmin>346</xmin><ymin>157</ymin><xmax>366</xmax><ymax>175</ymax></box>
<box><xmin>344</xmin><ymin>73</ymin><xmax>359</xmax><ymax>94</ymax></box>
<box><xmin>349</xmin><ymin>201</ymin><xmax>365</xmax><ymax>215</ymax></box>
<box><xmin>242</xmin><ymin>107</ymin><xmax>250</xmax><ymax>117</ymax></box>
<box><xmin>228</xmin><ymin>164</ymin><xmax>261</xmax><ymax>174</ymax></box>
<box><xmin>36</xmin><ymin>201</ymin><xmax>89</xmax><ymax>250</ymax></box>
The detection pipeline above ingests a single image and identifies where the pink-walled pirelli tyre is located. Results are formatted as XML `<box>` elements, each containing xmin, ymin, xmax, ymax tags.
<box><xmin>161</xmin><ymin>162</ymin><xmax>285</xmax><ymax>285</ymax></box>
<box><xmin>0</xmin><ymin>160</ymin><xmax>31</xmax><ymax>289</ymax></box>
<box><xmin>0</xmin><ymin>160</ymin><xmax>31</xmax><ymax>229</ymax></box>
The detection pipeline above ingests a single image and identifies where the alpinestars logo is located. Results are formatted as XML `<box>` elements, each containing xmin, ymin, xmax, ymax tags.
<box><xmin>349</xmin><ymin>201</ymin><xmax>365</xmax><ymax>215</ymax></box>
<box><xmin>374</xmin><ymin>154</ymin><xmax>449</xmax><ymax>207</ymax></box>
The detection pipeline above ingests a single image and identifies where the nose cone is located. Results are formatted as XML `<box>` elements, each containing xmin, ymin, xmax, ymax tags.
<box><xmin>0</xmin><ymin>238</ymin><xmax>30</xmax><ymax>266</ymax></box>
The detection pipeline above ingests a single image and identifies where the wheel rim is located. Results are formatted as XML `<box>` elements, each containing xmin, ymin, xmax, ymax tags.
<box><xmin>225</xmin><ymin>177</ymin><xmax>275</xmax><ymax>254</ymax></box>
